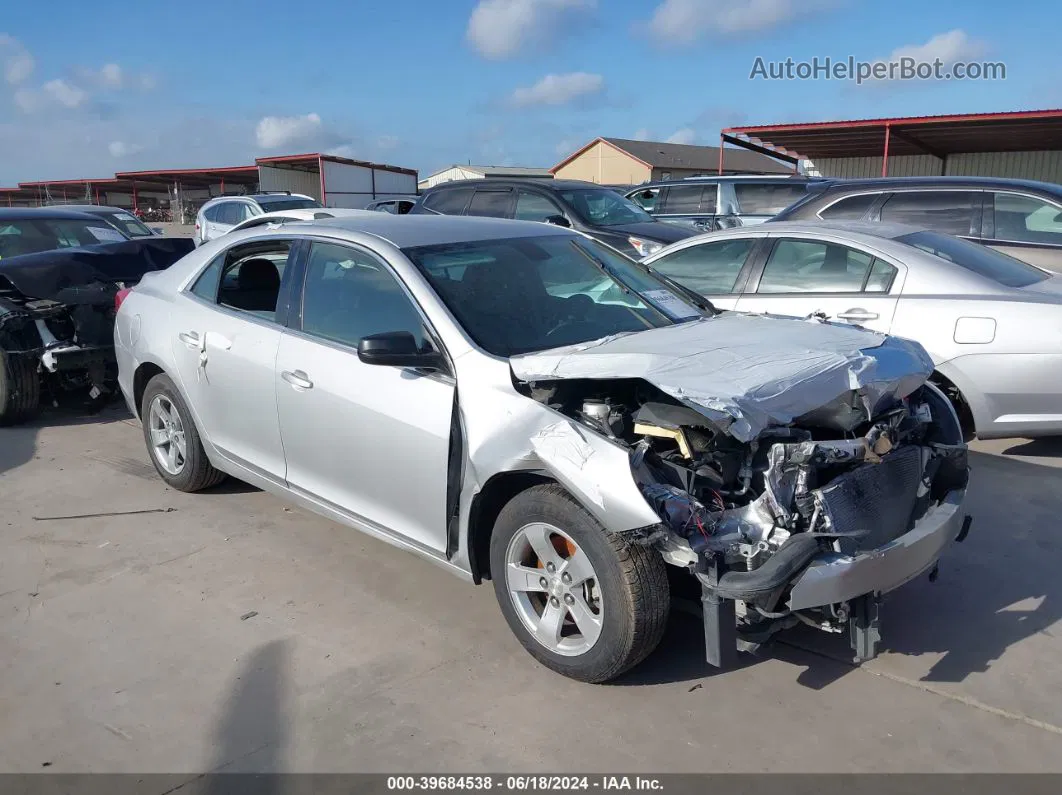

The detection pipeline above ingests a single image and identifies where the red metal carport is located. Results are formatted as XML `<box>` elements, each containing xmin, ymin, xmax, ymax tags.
<box><xmin>719</xmin><ymin>109</ymin><xmax>1062</xmax><ymax>177</ymax></box>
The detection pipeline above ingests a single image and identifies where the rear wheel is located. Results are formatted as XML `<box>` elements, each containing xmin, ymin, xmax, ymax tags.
<box><xmin>141</xmin><ymin>373</ymin><xmax>225</xmax><ymax>491</ymax></box>
<box><xmin>0</xmin><ymin>344</ymin><xmax>40</xmax><ymax>426</ymax></box>
<box><xmin>490</xmin><ymin>485</ymin><xmax>669</xmax><ymax>683</ymax></box>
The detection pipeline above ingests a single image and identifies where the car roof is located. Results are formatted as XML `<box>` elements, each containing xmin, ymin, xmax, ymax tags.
<box><xmin>201</xmin><ymin>193</ymin><xmax>314</xmax><ymax>206</ymax></box>
<box><xmin>812</xmin><ymin>175</ymin><xmax>1062</xmax><ymax>194</ymax></box>
<box><xmin>283</xmin><ymin>214</ymin><xmax>574</xmax><ymax>249</ymax></box>
<box><xmin>425</xmin><ymin>178</ymin><xmax>601</xmax><ymax>192</ymax></box>
<box><xmin>631</xmin><ymin>175</ymin><xmax>819</xmax><ymax>190</ymax></box>
<box><xmin>0</xmin><ymin>207</ymin><xmax>105</xmax><ymax>221</ymax></box>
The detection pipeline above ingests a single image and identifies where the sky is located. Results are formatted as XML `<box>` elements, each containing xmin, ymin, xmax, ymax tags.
<box><xmin>0</xmin><ymin>0</ymin><xmax>1057</xmax><ymax>183</ymax></box>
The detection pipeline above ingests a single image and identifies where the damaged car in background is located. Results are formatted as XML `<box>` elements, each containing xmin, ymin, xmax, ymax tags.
<box><xmin>114</xmin><ymin>215</ymin><xmax>970</xmax><ymax>683</ymax></box>
<box><xmin>0</xmin><ymin>208</ymin><xmax>194</xmax><ymax>424</ymax></box>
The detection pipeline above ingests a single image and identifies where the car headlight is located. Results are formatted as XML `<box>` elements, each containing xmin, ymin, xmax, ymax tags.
<box><xmin>628</xmin><ymin>237</ymin><xmax>663</xmax><ymax>257</ymax></box>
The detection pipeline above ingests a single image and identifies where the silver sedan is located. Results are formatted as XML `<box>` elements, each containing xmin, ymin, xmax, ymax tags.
<box><xmin>643</xmin><ymin>220</ymin><xmax>1062</xmax><ymax>440</ymax></box>
<box><xmin>114</xmin><ymin>215</ymin><xmax>968</xmax><ymax>682</ymax></box>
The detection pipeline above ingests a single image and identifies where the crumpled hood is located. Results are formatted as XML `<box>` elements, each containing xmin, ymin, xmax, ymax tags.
<box><xmin>510</xmin><ymin>312</ymin><xmax>935</xmax><ymax>442</ymax></box>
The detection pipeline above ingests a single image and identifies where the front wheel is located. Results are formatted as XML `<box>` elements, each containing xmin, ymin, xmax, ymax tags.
<box><xmin>490</xmin><ymin>484</ymin><xmax>670</xmax><ymax>683</ymax></box>
<box><xmin>0</xmin><ymin>345</ymin><xmax>40</xmax><ymax>427</ymax></box>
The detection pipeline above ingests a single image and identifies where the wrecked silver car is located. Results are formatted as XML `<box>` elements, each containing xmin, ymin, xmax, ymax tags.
<box><xmin>114</xmin><ymin>215</ymin><xmax>970</xmax><ymax>683</ymax></box>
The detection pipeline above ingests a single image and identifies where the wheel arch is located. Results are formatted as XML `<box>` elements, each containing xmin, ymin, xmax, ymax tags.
<box><xmin>466</xmin><ymin>470</ymin><xmax>555</xmax><ymax>584</ymax></box>
<box><xmin>929</xmin><ymin>367</ymin><xmax>977</xmax><ymax>439</ymax></box>
<box><xmin>132</xmin><ymin>360</ymin><xmax>168</xmax><ymax>418</ymax></box>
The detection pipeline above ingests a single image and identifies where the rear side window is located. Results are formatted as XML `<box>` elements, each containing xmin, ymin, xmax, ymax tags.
<box><xmin>758</xmin><ymin>239</ymin><xmax>887</xmax><ymax>294</ymax></box>
<box><xmin>733</xmin><ymin>183</ymin><xmax>808</xmax><ymax>215</ymax></box>
<box><xmin>190</xmin><ymin>255</ymin><xmax>224</xmax><ymax>301</ymax></box>
<box><xmin>467</xmin><ymin>190</ymin><xmax>513</xmax><ymax>218</ymax></box>
<box><xmin>216</xmin><ymin>202</ymin><xmax>240</xmax><ymax>225</ymax></box>
<box><xmin>991</xmin><ymin>192</ymin><xmax>1062</xmax><ymax>245</ymax></box>
<box><xmin>897</xmin><ymin>230</ymin><xmax>1048</xmax><ymax>287</ymax></box>
<box><xmin>422</xmin><ymin>188</ymin><xmax>474</xmax><ymax>215</ymax></box>
<box><xmin>879</xmin><ymin>191</ymin><xmax>979</xmax><ymax>236</ymax></box>
<box><xmin>819</xmin><ymin>194</ymin><xmax>878</xmax><ymax>220</ymax></box>
<box><xmin>662</xmin><ymin>185</ymin><xmax>716</xmax><ymax>214</ymax></box>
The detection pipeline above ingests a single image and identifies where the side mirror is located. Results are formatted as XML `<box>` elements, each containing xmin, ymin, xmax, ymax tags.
<box><xmin>357</xmin><ymin>331</ymin><xmax>446</xmax><ymax>372</ymax></box>
<box><xmin>544</xmin><ymin>215</ymin><xmax>571</xmax><ymax>228</ymax></box>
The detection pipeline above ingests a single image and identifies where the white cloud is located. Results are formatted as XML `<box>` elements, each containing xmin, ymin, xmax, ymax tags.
<box><xmin>0</xmin><ymin>33</ymin><xmax>34</xmax><ymax>84</ymax></box>
<box><xmin>888</xmin><ymin>29</ymin><xmax>985</xmax><ymax>65</ymax></box>
<box><xmin>509</xmin><ymin>72</ymin><xmax>604</xmax><ymax>107</ymax></box>
<box><xmin>633</xmin><ymin>128</ymin><xmax>652</xmax><ymax>141</ymax></box>
<box><xmin>108</xmin><ymin>140</ymin><xmax>143</xmax><ymax>158</ymax></box>
<box><xmin>42</xmin><ymin>79</ymin><xmax>88</xmax><ymax>108</ymax></box>
<box><xmin>467</xmin><ymin>0</ymin><xmax>596</xmax><ymax>59</ymax></box>
<box><xmin>665</xmin><ymin>128</ymin><xmax>696</xmax><ymax>145</ymax></box>
<box><xmin>376</xmin><ymin>134</ymin><xmax>399</xmax><ymax>151</ymax></box>
<box><xmin>255</xmin><ymin>112</ymin><xmax>322</xmax><ymax>149</ymax></box>
<box><xmin>646</xmin><ymin>0</ymin><xmax>822</xmax><ymax>44</ymax></box>
<box><xmin>100</xmin><ymin>63</ymin><xmax>123</xmax><ymax>87</ymax></box>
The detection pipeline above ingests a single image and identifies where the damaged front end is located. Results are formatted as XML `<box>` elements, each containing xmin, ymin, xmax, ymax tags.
<box><xmin>0</xmin><ymin>238</ymin><xmax>193</xmax><ymax>410</ymax></box>
<box><xmin>512</xmin><ymin>314</ymin><xmax>970</xmax><ymax>667</ymax></box>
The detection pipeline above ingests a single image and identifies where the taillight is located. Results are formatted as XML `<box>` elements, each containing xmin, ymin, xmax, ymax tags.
<box><xmin>115</xmin><ymin>288</ymin><xmax>132</xmax><ymax>311</ymax></box>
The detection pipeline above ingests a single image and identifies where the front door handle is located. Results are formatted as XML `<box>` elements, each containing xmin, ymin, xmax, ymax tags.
<box><xmin>178</xmin><ymin>331</ymin><xmax>201</xmax><ymax>349</ymax></box>
<box><xmin>281</xmin><ymin>370</ymin><xmax>314</xmax><ymax>390</ymax></box>
<box><xmin>836</xmin><ymin>308</ymin><xmax>879</xmax><ymax>321</ymax></box>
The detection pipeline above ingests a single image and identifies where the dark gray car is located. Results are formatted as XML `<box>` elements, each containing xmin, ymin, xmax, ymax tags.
<box><xmin>412</xmin><ymin>178</ymin><xmax>695</xmax><ymax>258</ymax></box>
<box><xmin>772</xmin><ymin>176</ymin><xmax>1062</xmax><ymax>272</ymax></box>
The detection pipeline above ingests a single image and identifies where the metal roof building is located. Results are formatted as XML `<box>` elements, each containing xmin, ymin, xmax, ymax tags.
<box><xmin>418</xmin><ymin>164</ymin><xmax>553</xmax><ymax>190</ymax></box>
<box><xmin>720</xmin><ymin>109</ymin><xmax>1062</xmax><ymax>182</ymax></box>
<box><xmin>551</xmin><ymin>136</ymin><xmax>794</xmax><ymax>185</ymax></box>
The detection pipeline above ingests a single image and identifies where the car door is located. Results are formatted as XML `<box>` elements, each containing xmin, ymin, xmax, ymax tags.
<box><xmin>658</xmin><ymin>184</ymin><xmax>716</xmax><ymax>231</ymax></box>
<box><xmin>979</xmin><ymin>190</ymin><xmax>1062</xmax><ymax>271</ymax></box>
<box><xmin>735</xmin><ymin>235</ymin><xmax>903</xmax><ymax>334</ymax></box>
<box><xmin>170</xmin><ymin>238</ymin><xmax>297</xmax><ymax>482</ymax></box>
<box><xmin>644</xmin><ymin>235</ymin><xmax>766</xmax><ymax>311</ymax></box>
<box><xmin>274</xmin><ymin>239</ymin><xmax>455</xmax><ymax>553</ymax></box>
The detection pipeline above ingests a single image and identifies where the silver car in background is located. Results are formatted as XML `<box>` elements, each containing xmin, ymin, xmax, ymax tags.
<box><xmin>115</xmin><ymin>215</ymin><xmax>969</xmax><ymax>683</ymax></box>
<box><xmin>643</xmin><ymin>221</ymin><xmax>1062</xmax><ymax>440</ymax></box>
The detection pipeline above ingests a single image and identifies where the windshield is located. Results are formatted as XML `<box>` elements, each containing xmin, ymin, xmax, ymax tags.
<box><xmin>0</xmin><ymin>218</ymin><xmax>126</xmax><ymax>258</ymax></box>
<box><xmin>104</xmin><ymin>210</ymin><xmax>154</xmax><ymax>238</ymax></box>
<box><xmin>258</xmin><ymin>197</ymin><xmax>322</xmax><ymax>212</ymax></box>
<box><xmin>897</xmin><ymin>230</ymin><xmax>1049</xmax><ymax>288</ymax></box>
<box><xmin>558</xmin><ymin>189</ymin><xmax>654</xmax><ymax>227</ymax></box>
<box><xmin>404</xmin><ymin>234</ymin><xmax>703</xmax><ymax>356</ymax></box>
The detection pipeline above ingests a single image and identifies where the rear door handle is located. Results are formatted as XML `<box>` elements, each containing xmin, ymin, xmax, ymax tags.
<box><xmin>281</xmin><ymin>370</ymin><xmax>314</xmax><ymax>390</ymax></box>
<box><xmin>836</xmin><ymin>308</ymin><xmax>879</xmax><ymax>321</ymax></box>
<box><xmin>178</xmin><ymin>331</ymin><xmax>201</xmax><ymax>349</ymax></box>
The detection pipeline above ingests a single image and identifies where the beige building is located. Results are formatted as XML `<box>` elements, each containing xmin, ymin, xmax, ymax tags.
<box><xmin>551</xmin><ymin>137</ymin><xmax>794</xmax><ymax>185</ymax></box>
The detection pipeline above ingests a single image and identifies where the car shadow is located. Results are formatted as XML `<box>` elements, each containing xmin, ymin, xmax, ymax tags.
<box><xmin>0</xmin><ymin>401</ymin><xmax>134</xmax><ymax>476</ymax></box>
<box><xmin>1001</xmin><ymin>437</ymin><xmax>1062</xmax><ymax>458</ymax></box>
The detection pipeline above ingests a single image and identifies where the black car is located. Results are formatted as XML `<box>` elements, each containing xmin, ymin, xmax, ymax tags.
<box><xmin>411</xmin><ymin>178</ymin><xmax>695</xmax><ymax>257</ymax></box>
<box><xmin>0</xmin><ymin>207</ymin><xmax>193</xmax><ymax>424</ymax></box>
<box><xmin>61</xmin><ymin>204</ymin><xmax>160</xmax><ymax>238</ymax></box>
<box><xmin>771</xmin><ymin>176</ymin><xmax>1062</xmax><ymax>272</ymax></box>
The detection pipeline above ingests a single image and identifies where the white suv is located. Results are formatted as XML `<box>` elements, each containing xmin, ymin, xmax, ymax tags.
<box><xmin>194</xmin><ymin>192</ymin><xmax>322</xmax><ymax>245</ymax></box>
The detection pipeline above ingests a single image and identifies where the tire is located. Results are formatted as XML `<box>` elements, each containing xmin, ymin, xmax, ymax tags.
<box><xmin>490</xmin><ymin>484</ymin><xmax>670</xmax><ymax>683</ymax></box>
<box><xmin>140</xmin><ymin>373</ymin><xmax>226</xmax><ymax>492</ymax></box>
<box><xmin>0</xmin><ymin>345</ymin><xmax>40</xmax><ymax>427</ymax></box>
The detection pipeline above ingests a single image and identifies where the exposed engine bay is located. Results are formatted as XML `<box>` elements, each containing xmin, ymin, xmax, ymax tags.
<box><xmin>517</xmin><ymin>366</ymin><xmax>970</xmax><ymax>666</ymax></box>
<box><xmin>0</xmin><ymin>237</ymin><xmax>193</xmax><ymax>416</ymax></box>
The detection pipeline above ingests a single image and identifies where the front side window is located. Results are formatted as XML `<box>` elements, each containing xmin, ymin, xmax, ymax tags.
<box><xmin>214</xmin><ymin>241</ymin><xmax>291</xmax><ymax>319</ymax></box>
<box><xmin>557</xmin><ymin>189</ymin><xmax>654</xmax><ymax>226</ymax></box>
<box><xmin>897</xmin><ymin>229</ymin><xmax>1048</xmax><ymax>288</ymax></box>
<box><xmin>422</xmin><ymin>188</ymin><xmax>474</xmax><ymax>215</ymax></box>
<box><xmin>733</xmin><ymin>182</ymin><xmax>809</xmax><ymax>215</ymax></box>
<box><xmin>300</xmin><ymin>241</ymin><xmax>427</xmax><ymax>349</ymax></box>
<box><xmin>467</xmin><ymin>189</ymin><xmax>513</xmax><ymax>218</ymax></box>
<box><xmin>514</xmin><ymin>190</ymin><xmax>561</xmax><ymax>222</ymax></box>
<box><xmin>650</xmin><ymin>238</ymin><xmax>754</xmax><ymax>295</ymax></box>
<box><xmin>991</xmin><ymin>192</ymin><xmax>1062</xmax><ymax>245</ymax></box>
<box><xmin>404</xmin><ymin>234</ymin><xmax>702</xmax><ymax>357</ymax></box>
<box><xmin>628</xmin><ymin>188</ymin><xmax>660</xmax><ymax>212</ymax></box>
<box><xmin>879</xmin><ymin>191</ymin><xmax>979</xmax><ymax>236</ymax></box>
<box><xmin>818</xmin><ymin>193</ymin><xmax>878</xmax><ymax>220</ymax></box>
<box><xmin>757</xmin><ymin>238</ymin><xmax>892</xmax><ymax>294</ymax></box>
